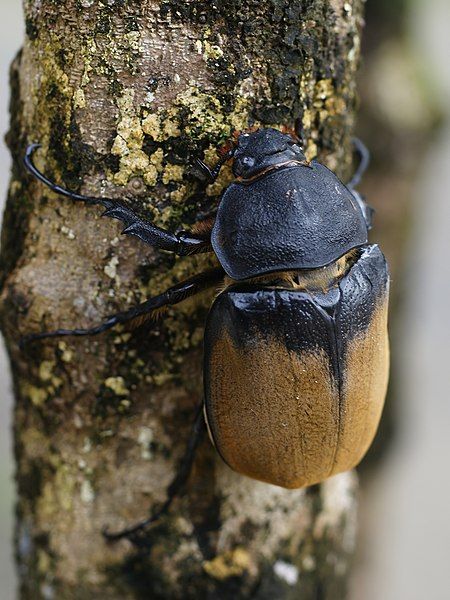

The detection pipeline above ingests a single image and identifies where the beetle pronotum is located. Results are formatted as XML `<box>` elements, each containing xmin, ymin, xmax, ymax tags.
<box><xmin>22</xmin><ymin>128</ymin><xmax>389</xmax><ymax>543</ymax></box>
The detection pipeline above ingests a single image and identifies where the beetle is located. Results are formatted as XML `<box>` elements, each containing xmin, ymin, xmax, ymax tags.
<box><xmin>22</xmin><ymin>127</ymin><xmax>389</xmax><ymax>543</ymax></box>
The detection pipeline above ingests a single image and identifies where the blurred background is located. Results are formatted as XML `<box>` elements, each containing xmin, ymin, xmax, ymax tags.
<box><xmin>0</xmin><ymin>1</ymin><xmax>22</xmax><ymax>598</ymax></box>
<box><xmin>0</xmin><ymin>0</ymin><xmax>449</xmax><ymax>598</ymax></box>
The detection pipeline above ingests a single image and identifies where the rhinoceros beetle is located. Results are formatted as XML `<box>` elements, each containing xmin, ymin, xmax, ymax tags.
<box><xmin>22</xmin><ymin>127</ymin><xmax>389</xmax><ymax>543</ymax></box>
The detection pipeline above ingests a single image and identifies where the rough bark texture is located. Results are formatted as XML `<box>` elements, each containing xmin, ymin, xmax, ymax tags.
<box><xmin>1</xmin><ymin>1</ymin><xmax>363</xmax><ymax>598</ymax></box>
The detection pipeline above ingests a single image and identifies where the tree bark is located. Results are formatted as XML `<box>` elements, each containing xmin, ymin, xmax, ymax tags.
<box><xmin>1</xmin><ymin>1</ymin><xmax>363</xmax><ymax>598</ymax></box>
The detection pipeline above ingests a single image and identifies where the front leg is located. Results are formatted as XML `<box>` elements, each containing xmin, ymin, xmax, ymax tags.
<box><xmin>24</xmin><ymin>144</ymin><xmax>212</xmax><ymax>256</ymax></box>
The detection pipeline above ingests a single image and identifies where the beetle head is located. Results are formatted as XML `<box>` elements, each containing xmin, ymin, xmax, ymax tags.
<box><xmin>232</xmin><ymin>128</ymin><xmax>305</xmax><ymax>179</ymax></box>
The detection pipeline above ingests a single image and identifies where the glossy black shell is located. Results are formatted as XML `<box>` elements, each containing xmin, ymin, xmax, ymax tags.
<box><xmin>211</xmin><ymin>161</ymin><xmax>368</xmax><ymax>280</ymax></box>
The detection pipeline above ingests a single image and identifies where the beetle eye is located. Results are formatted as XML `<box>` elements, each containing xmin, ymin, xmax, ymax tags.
<box><xmin>237</xmin><ymin>135</ymin><xmax>250</xmax><ymax>151</ymax></box>
<box><xmin>234</xmin><ymin>155</ymin><xmax>255</xmax><ymax>176</ymax></box>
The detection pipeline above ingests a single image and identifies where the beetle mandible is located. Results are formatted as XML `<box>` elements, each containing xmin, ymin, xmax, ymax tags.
<box><xmin>22</xmin><ymin>127</ymin><xmax>389</xmax><ymax>543</ymax></box>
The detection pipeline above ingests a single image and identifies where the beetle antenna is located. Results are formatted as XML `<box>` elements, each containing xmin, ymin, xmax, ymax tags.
<box><xmin>293</xmin><ymin>117</ymin><xmax>303</xmax><ymax>143</ymax></box>
<box><xmin>347</xmin><ymin>138</ymin><xmax>370</xmax><ymax>190</ymax></box>
<box><xmin>195</xmin><ymin>146</ymin><xmax>235</xmax><ymax>185</ymax></box>
<box><xmin>24</xmin><ymin>144</ymin><xmax>100</xmax><ymax>206</ymax></box>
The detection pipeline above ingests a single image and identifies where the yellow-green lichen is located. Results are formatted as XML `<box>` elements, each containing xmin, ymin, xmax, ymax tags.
<box><xmin>297</xmin><ymin>72</ymin><xmax>352</xmax><ymax>162</ymax></box>
<box><xmin>38</xmin><ymin>360</ymin><xmax>59</xmax><ymax>385</ymax></box>
<box><xmin>201</xmin><ymin>40</ymin><xmax>224</xmax><ymax>61</ymax></box>
<box><xmin>104</xmin><ymin>376</ymin><xmax>129</xmax><ymax>396</ymax></box>
<box><xmin>170</xmin><ymin>183</ymin><xmax>188</xmax><ymax>203</ymax></box>
<box><xmin>162</xmin><ymin>163</ymin><xmax>184</xmax><ymax>185</ymax></box>
<box><xmin>227</xmin><ymin>95</ymin><xmax>253</xmax><ymax>133</ymax></box>
<box><xmin>58</xmin><ymin>341</ymin><xmax>73</xmax><ymax>363</ymax></box>
<box><xmin>110</xmin><ymin>88</ymin><xmax>151</xmax><ymax>185</ymax></box>
<box><xmin>108</xmin><ymin>82</ymin><xmax>251</xmax><ymax>194</ymax></box>
<box><xmin>80</xmin><ymin>39</ymin><xmax>96</xmax><ymax>86</ymax></box>
<box><xmin>104</xmin><ymin>255</ymin><xmax>119</xmax><ymax>280</ymax></box>
<box><xmin>124</xmin><ymin>31</ymin><xmax>142</xmax><ymax>53</ymax></box>
<box><xmin>313</xmin><ymin>78</ymin><xmax>346</xmax><ymax>127</ymax></box>
<box><xmin>28</xmin><ymin>35</ymin><xmax>74</xmax><ymax>151</ymax></box>
<box><xmin>175</xmin><ymin>88</ymin><xmax>228</xmax><ymax>138</ymax></box>
<box><xmin>113</xmin><ymin>332</ymin><xmax>132</xmax><ymax>345</ymax></box>
<box><xmin>142</xmin><ymin>112</ymin><xmax>162</xmax><ymax>139</ymax></box>
<box><xmin>162</xmin><ymin>113</ymin><xmax>181</xmax><ymax>138</ymax></box>
<box><xmin>37</xmin><ymin>549</ymin><xmax>52</xmax><ymax>575</ymax></box>
<box><xmin>142</xmin><ymin>108</ymin><xmax>181</xmax><ymax>142</ymax></box>
<box><xmin>73</xmin><ymin>88</ymin><xmax>86</xmax><ymax>109</ymax></box>
<box><xmin>149</xmin><ymin>148</ymin><xmax>164</xmax><ymax>171</ymax></box>
<box><xmin>39</xmin><ymin>361</ymin><xmax>54</xmax><ymax>382</ymax></box>
<box><xmin>38</xmin><ymin>464</ymin><xmax>76</xmax><ymax>517</ymax></box>
<box><xmin>203</xmin><ymin>548</ymin><xmax>252</xmax><ymax>580</ymax></box>
<box><xmin>21</xmin><ymin>383</ymin><xmax>48</xmax><ymax>407</ymax></box>
<box><xmin>305</xmin><ymin>142</ymin><xmax>318</xmax><ymax>162</ymax></box>
<box><xmin>152</xmin><ymin>372</ymin><xmax>174</xmax><ymax>387</ymax></box>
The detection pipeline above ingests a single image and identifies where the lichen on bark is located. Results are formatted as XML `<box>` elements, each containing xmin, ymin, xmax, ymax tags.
<box><xmin>1</xmin><ymin>1</ymin><xmax>364</xmax><ymax>598</ymax></box>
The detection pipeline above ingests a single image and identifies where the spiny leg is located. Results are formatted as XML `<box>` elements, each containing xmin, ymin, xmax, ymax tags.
<box><xmin>20</xmin><ymin>267</ymin><xmax>225</xmax><ymax>347</ymax></box>
<box><xmin>103</xmin><ymin>404</ymin><xmax>206</xmax><ymax>544</ymax></box>
<box><xmin>347</xmin><ymin>138</ymin><xmax>374</xmax><ymax>229</ymax></box>
<box><xmin>24</xmin><ymin>144</ymin><xmax>212</xmax><ymax>255</ymax></box>
<box><xmin>347</xmin><ymin>138</ymin><xmax>370</xmax><ymax>190</ymax></box>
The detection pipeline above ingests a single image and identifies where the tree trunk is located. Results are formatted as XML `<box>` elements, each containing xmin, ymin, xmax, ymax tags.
<box><xmin>0</xmin><ymin>1</ymin><xmax>363</xmax><ymax>598</ymax></box>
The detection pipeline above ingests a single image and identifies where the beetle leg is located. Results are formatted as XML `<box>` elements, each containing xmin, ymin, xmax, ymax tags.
<box><xmin>347</xmin><ymin>138</ymin><xmax>370</xmax><ymax>190</ymax></box>
<box><xmin>347</xmin><ymin>138</ymin><xmax>374</xmax><ymax>230</ymax></box>
<box><xmin>20</xmin><ymin>267</ymin><xmax>224</xmax><ymax>347</ymax></box>
<box><xmin>24</xmin><ymin>144</ymin><xmax>212</xmax><ymax>256</ymax></box>
<box><xmin>350</xmin><ymin>189</ymin><xmax>374</xmax><ymax>230</ymax></box>
<box><xmin>103</xmin><ymin>404</ymin><xmax>205</xmax><ymax>544</ymax></box>
<box><xmin>189</xmin><ymin>214</ymin><xmax>216</xmax><ymax>239</ymax></box>
<box><xmin>195</xmin><ymin>147</ymin><xmax>235</xmax><ymax>184</ymax></box>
